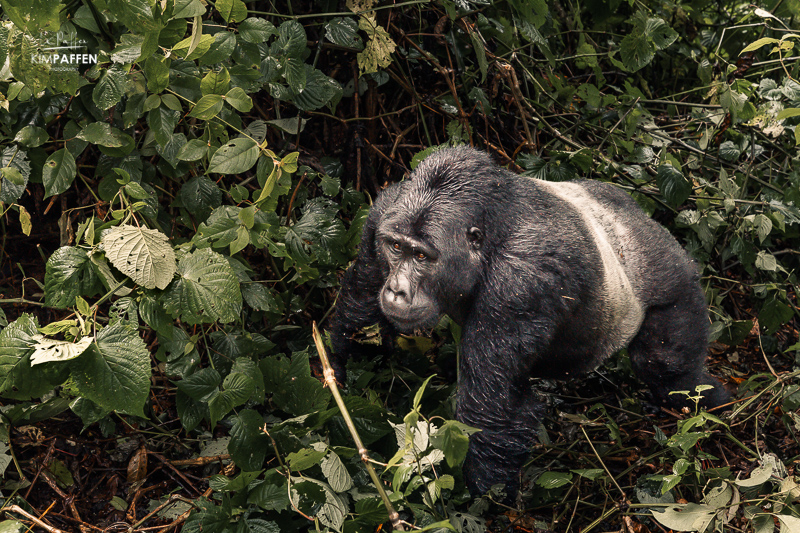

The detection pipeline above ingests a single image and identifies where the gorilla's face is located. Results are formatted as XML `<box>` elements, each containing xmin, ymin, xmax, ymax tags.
<box><xmin>376</xmin><ymin>212</ymin><xmax>484</xmax><ymax>332</ymax></box>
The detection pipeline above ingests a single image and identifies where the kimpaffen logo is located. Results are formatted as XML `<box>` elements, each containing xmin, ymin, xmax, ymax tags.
<box><xmin>31</xmin><ymin>31</ymin><xmax>98</xmax><ymax>71</ymax></box>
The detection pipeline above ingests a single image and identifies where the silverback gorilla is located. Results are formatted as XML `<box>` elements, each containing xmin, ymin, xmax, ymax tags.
<box><xmin>330</xmin><ymin>146</ymin><xmax>729</xmax><ymax>499</ymax></box>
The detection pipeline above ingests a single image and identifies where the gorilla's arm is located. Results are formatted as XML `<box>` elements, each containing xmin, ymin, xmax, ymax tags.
<box><xmin>328</xmin><ymin>184</ymin><xmax>404</xmax><ymax>381</ymax></box>
<box><xmin>457</xmin><ymin>266</ymin><xmax>577</xmax><ymax>498</ymax></box>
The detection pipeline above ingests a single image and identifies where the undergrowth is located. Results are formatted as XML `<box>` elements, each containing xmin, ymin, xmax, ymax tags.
<box><xmin>0</xmin><ymin>0</ymin><xmax>797</xmax><ymax>531</ymax></box>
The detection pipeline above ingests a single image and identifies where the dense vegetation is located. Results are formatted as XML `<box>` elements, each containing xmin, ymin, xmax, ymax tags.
<box><xmin>0</xmin><ymin>0</ymin><xmax>798</xmax><ymax>531</ymax></box>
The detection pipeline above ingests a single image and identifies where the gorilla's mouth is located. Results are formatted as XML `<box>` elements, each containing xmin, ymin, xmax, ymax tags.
<box><xmin>380</xmin><ymin>305</ymin><xmax>441</xmax><ymax>333</ymax></box>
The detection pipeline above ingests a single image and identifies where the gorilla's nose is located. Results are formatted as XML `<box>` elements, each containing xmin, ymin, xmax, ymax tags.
<box><xmin>384</xmin><ymin>286</ymin><xmax>409</xmax><ymax>305</ymax></box>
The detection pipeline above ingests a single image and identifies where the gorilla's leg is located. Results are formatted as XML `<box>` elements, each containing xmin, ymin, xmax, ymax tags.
<box><xmin>628</xmin><ymin>289</ymin><xmax>730</xmax><ymax>408</ymax></box>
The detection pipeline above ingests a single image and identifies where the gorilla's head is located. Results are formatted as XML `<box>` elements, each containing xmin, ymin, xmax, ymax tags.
<box><xmin>373</xmin><ymin>147</ymin><xmax>504</xmax><ymax>331</ymax></box>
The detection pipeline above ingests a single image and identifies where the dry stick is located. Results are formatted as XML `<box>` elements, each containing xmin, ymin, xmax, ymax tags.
<box><xmin>2</xmin><ymin>504</ymin><xmax>65</xmax><ymax>533</ymax></box>
<box><xmin>496</xmin><ymin>61</ymin><xmax>534</xmax><ymax>150</ymax></box>
<box><xmin>310</xmin><ymin>323</ymin><xmax>408</xmax><ymax>531</ymax></box>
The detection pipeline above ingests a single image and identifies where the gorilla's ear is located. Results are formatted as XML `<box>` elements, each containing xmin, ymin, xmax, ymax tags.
<box><xmin>467</xmin><ymin>227</ymin><xmax>484</xmax><ymax>249</ymax></box>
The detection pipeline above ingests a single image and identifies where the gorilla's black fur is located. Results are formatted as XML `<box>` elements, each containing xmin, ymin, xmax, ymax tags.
<box><xmin>330</xmin><ymin>147</ymin><xmax>729</xmax><ymax>499</ymax></box>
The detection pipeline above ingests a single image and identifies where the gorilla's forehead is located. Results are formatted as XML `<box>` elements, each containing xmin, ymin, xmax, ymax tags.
<box><xmin>382</xmin><ymin>185</ymin><xmax>462</xmax><ymax>239</ymax></box>
<box><xmin>378</xmin><ymin>146</ymin><xmax>499</xmax><ymax>239</ymax></box>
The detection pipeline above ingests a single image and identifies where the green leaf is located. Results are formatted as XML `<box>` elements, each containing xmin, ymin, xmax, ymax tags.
<box><xmin>276</xmin><ymin>20</ymin><xmax>307</xmax><ymax>56</ymax></box>
<box><xmin>14</xmin><ymin>125</ymin><xmax>48</xmax><ymax>148</ymax></box>
<box><xmin>283</xmin><ymin>57</ymin><xmax>307</xmax><ymax>91</ymax></box>
<box><xmin>200</xmin><ymin>67</ymin><xmax>231</xmax><ymax>95</ymax></box>
<box><xmin>261</xmin><ymin>353</ymin><xmax>330</xmax><ymax>416</ymax></box>
<box><xmin>102</xmin><ymin>225</ymin><xmax>177</xmax><ymax>290</ymax></box>
<box><xmin>18</xmin><ymin>205</ymin><xmax>31</xmax><ymax>236</ymax></box>
<box><xmin>759</xmin><ymin>297</ymin><xmax>793</xmax><ymax>334</ymax></box>
<box><xmin>145</xmin><ymin>55</ymin><xmax>170</xmax><ymax>94</ymax></box>
<box><xmin>430</xmin><ymin>420</ymin><xmax>472</xmax><ymax>468</ymax></box>
<box><xmin>77</xmin><ymin>123</ymin><xmax>133</xmax><ymax>149</ymax></box>
<box><xmin>777</xmin><ymin>108</ymin><xmax>800</xmax><ymax>120</ymax></box>
<box><xmin>107</xmin><ymin>0</ymin><xmax>160</xmax><ymax>32</ymax></box>
<box><xmin>44</xmin><ymin>247</ymin><xmax>103</xmax><ymax>308</ymax></box>
<box><xmin>752</xmin><ymin>213</ymin><xmax>772</xmax><ymax>243</ymax></box>
<box><xmin>156</xmin><ymin>132</ymin><xmax>188</xmax><ymax>169</ymax></box>
<box><xmin>741</xmin><ymin>37</ymin><xmax>780</xmax><ymax>54</ymax></box>
<box><xmin>620</xmin><ymin>31</ymin><xmax>654</xmax><ymax>73</ymax></box>
<box><xmin>0</xmin><ymin>146</ymin><xmax>31</xmax><ymax>204</ymax></box>
<box><xmin>172</xmin><ymin>34</ymin><xmax>214</xmax><ymax>60</ymax></box>
<box><xmin>293</xmin><ymin>68</ymin><xmax>342</xmax><ymax>111</ymax></box>
<box><xmin>755</xmin><ymin>251</ymin><xmax>777</xmax><ymax>271</ymax></box>
<box><xmin>163</xmin><ymin>248</ymin><xmax>243</xmax><ymax>324</ymax></box>
<box><xmin>180</xmin><ymin>175</ymin><xmax>222</xmax><ymax>218</ymax></box>
<box><xmin>280</xmin><ymin>152</ymin><xmax>299</xmax><ymax>173</ymax></box>
<box><xmin>161</xmin><ymin>94</ymin><xmax>182</xmax><ymax>111</ymax></box>
<box><xmin>267</xmin><ymin>117</ymin><xmax>307</xmax><ymax>135</ymax></box>
<box><xmin>70</xmin><ymin>322</ymin><xmax>151</xmax><ymax>417</ymax></box>
<box><xmin>189</xmin><ymin>94</ymin><xmax>224</xmax><ymax>120</ymax></box>
<box><xmin>646</xmin><ymin>18</ymin><xmax>678</xmax><ymax>50</ymax></box>
<box><xmin>0</xmin><ymin>314</ymin><xmax>59</xmax><ymax>399</ymax></box>
<box><xmin>229</xmin><ymin>410</ymin><xmax>269</xmax><ymax>471</ymax></box>
<box><xmin>0</xmin><ymin>0</ymin><xmax>62</xmax><ymax>32</ymax></box>
<box><xmin>7</xmin><ymin>32</ymin><xmax>50</xmax><ymax>93</ymax></box>
<box><xmin>216</xmin><ymin>0</ymin><xmax>247</xmax><ymax>23</ymax></box>
<box><xmin>248</xmin><ymin>472</ymin><xmax>290</xmax><ymax>511</ymax></box>
<box><xmin>177</xmin><ymin>367</ymin><xmax>221</xmax><ymax>401</ymax></box>
<box><xmin>111</xmin><ymin>34</ymin><xmax>144</xmax><ymax>64</ymax></box>
<box><xmin>42</xmin><ymin>148</ymin><xmax>77</xmax><ymax>198</ymax></box>
<box><xmin>220</xmin><ymin>372</ymin><xmax>255</xmax><ymax>407</ymax></box>
<box><xmin>148</xmin><ymin>107</ymin><xmax>180</xmax><ymax>146</ymax></box>
<box><xmin>208</xmin><ymin>138</ymin><xmax>259</xmax><ymax>174</ymax></box>
<box><xmin>778</xmin><ymin>514</ymin><xmax>800</xmax><ymax>532</ymax></box>
<box><xmin>324</xmin><ymin>17</ymin><xmax>363</xmax><ymax>49</ymax></box>
<box><xmin>320</xmin><ymin>449</ymin><xmax>353</xmax><ymax>492</ymax></box>
<box><xmin>286</xmin><ymin>448</ymin><xmax>327</xmax><ymax>471</ymax></box>
<box><xmin>173</xmin><ymin>0</ymin><xmax>208</xmax><ymax>18</ymax></box>
<box><xmin>239</xmin><ymin>18</ymin><xmax>277</xmax><ymax>44</ymax></box>
<box><xmin>224</xmin><ymin>87</ymin><xmax>252</xmax><ymax>112</ymax></box>
<box><xmin>177</xmin><ymin>139</ymin><xmax>209</xmax><ymax>161</ymax></box>
<box><xmin>656</xmin><ymin>164</ymin><xmax>691</xmax><ymax>207</ymax></box>
<box><xmin>199</xmin><ymin>31</ymin><xmax>237</xmax><ymax>65</ymax></box>
<box><xmin>93</xmin><ymin>65</ymin><xmax>127</xmax><ymax>111</ymax></box>
<box><xmin>536</xmin><ymin>471</ymin><xmax>573</xmax><ymax>489</ymax></box>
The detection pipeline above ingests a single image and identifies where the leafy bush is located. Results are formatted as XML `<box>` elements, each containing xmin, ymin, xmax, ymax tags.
<box><xmin>0</xmin><ymin>0</ymin><xmax>798</xmax><ymax>531</ymax></box>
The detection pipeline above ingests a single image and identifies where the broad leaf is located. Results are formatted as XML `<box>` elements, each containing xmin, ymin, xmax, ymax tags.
<box><xmin>208</xmin><ymin>138</ymin><xmax>259</xmax><ymax>174</ymax></box>
<box><xmin>228</xmin><ymin>409</ymin><xmax>269</xmax><ymax>471</ymax></box>
<box><xmin>189</xmin><ymin>94</ymin><xmax>224</xmax><ymax>120</ymax></box>
<box><xmin>14</xmin><ymin>125</ymin><xmax>48</xmax><ymax>148</ymax></box>
<box><xmin>93</xmin><ymin>65</ymin><xmax>127</xmax><ymax>111</ymax></box>
<box><xmin>239</xmin><ymin>17</ymin><xmax>276</xmax><ymax>43</ymax></box>
<box><xmin>30</xmin><ymin>335</ymin><xmax>92</xmax><ymax>366</ymax></box>
<box><xmin>324</xmin><ymin>17</ymin><xmax>363</xmax><ymax>49</ymax></box>
<box><xmin>163</xmin><ymin>248</ymin><xmax>242</xmax><ymax>324</ymax></box>
<box><xmin>70</xmin><ymin>322</ymin><xmax>151</xmax><ymax>416</ymax></box>
<box><xmin>44</xmin><ymin>246</ymin><xmax>103</xmax><ymax>308</ymax></box>
<box><xmin>0</xmin><ymin>315</ymin><xmax>58</xmax><ymax>399</ymax></box>
<box><xmin>656</xmin><ymin>163</ymin><xmax>691</xmax><ymax>207</ymax></box>
<box><xmin>0</xmin><ymin>145</ymin><xmax>31</xmax><ymax>204</ymax></box>
<box><xmin>102</xmin><ymin>225</ymin><xmax>177</xmax><ymax>290</ymax></box>
<box><xmin>43</xmin><ymin>148</ymin><xmax>77</xmax><ymax>198</ymax></box>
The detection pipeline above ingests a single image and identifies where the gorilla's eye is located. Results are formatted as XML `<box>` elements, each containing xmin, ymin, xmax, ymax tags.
<box><xmin>391</xmin><ymin>242</ymin><xmax>402</xmax><ymax>253</ymax></box>
<box><xmin>415</xmin><ymin>252</ymin><xmax>427</xmax><ymax>262</ymax></box>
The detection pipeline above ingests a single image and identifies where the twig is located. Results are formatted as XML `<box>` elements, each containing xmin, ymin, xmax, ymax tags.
<box><xmin>580</xmin><ymin>426</ymin><xmax>627</xmax><ymax>501</ymax></box>
<box><xmin>311</xmin><ymin>323</ymin><xmax>408</xmax><ymax>531</ymax></box>
<box><xmin>2</xmin><ymin>504</ymin><xmax>65</xmax><ymax>533</ymax></box>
